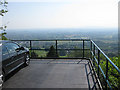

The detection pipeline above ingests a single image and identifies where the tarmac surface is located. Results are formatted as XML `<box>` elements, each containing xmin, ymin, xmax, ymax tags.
<box><xmin>3</xmin><ymin>59</ymin><xmax>98</xmax><ymax>89</ymax></box>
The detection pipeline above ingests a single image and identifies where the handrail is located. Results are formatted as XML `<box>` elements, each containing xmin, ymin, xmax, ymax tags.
<box><xmin>11</xmin><ymin>39</ymin><xmax>90</xmax><ymax>41</ymax></box>
<box><xmin>90</xmin><ymin>40</ymin><xmax>120</xmax><ymax>89</ymax></box>
<box><xmin>91</xmin><ymin>40</ymin><xmax>120</xmax><ymax>74</ymax></box>
<box><xmin>11</xmin><ymin>39</ymin><xmax>90</xmax><ymax>60</ymax></box>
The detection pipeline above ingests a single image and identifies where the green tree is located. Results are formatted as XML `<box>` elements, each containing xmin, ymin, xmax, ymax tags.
<box><xmin>47</xmin><ymin>45</ymin><xmax>59</xmax><ymax>58</ymax></box>
<box><xmin>0</xmin><ymin>0</ymin><xmax>8</xmax><ymax>40</ymax></box>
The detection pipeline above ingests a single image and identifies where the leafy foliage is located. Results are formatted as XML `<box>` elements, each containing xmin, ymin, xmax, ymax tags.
<box><xmin>108</xmin><ymin>57</ymin><xmax>119</xmax><ymax>88</ymax></box>
<box><xmin>0</xmin><ymin>0</ymin><xmax>8</xmax><ymax>16</ymax></box>
<box><xmin>95</xmin><ymin>56</ymin><xmax>119</xmax><ymax>88</ymax></box>
<box><xmin>0</xmin><ymin>0</ymin><xmax>8</xmax><ymax>40</ymax></box>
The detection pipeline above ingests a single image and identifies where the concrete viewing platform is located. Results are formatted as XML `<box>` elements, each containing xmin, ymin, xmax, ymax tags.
<box><xmin>3</xmin><ymin>59</ymin><xmax>99</xmax><ymax>89</ymax></box>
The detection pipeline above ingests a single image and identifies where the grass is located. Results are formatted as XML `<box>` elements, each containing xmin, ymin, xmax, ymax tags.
<box><xmin>33</xmin><ymin>50</ymin><xmax>48</xmax><ymax>57</ymax></box>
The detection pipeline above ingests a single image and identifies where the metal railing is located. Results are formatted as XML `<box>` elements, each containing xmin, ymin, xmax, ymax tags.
<box><xmin>11</xmin><ymin>39</ymin><xmax>120</xmax><ymax>89</ymax></box>
<box><xmin>12</xmin><ymin>39</ymin><xmax>90</xmax><ymax>59</ymax></box>
<box><xmin>90</xmin><ymin>40</ymin><xmax>120</xmax><ymax>89</ymax></box>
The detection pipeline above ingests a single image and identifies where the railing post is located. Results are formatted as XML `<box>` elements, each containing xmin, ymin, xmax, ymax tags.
<box><xmin>56</xmin><ymin>40</ymin><xmax>58</xmax><ymax>56</ymax></box>
<box><xmin>90</xmin><ymin>41</ymin><xmax>92</xmax><ymax>59</ymax></box>
<box><xmin>30</xmin><ymin>40</ymin><xmax>32</xmax><ymax>50</ymax></box>
<box><xmin>93</xmin><ymin>45</ymin><xmax>95</xmax><ymax>56</ymax></box>
<box><xmin>93</xmin><ymin>45</ymin><xmax>95</xmax><ymax>66</ymax></box>
<box><xmin>83</xmin><ymin>40</ymin><xmax>84</xmax><ymax>58</ymax></box>
<box><xmin>98</xmin><ymin>49</ymin><xmax>100</xmax><ymax>78</ymax></box>
<box><xmin>29</xmin><ymin>40</ymin><xmax>32</xmax><ymax>58</ymax></box>
<box><xmin>105</xmin><ymin>59</ymin><xmax>108</xmax><ymax>89</ymax></box>
<box><xmin>90</xmin><ymin>41</ymin><xmax>92</xmax><ymax>51</ymax></box>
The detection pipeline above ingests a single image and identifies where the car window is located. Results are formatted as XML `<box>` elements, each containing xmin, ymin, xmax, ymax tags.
<box><xmin>11</xmin><ymin>43</ymin><xmax>20</xmax><ymax>50</ymax></box>
<box><xmin>5</xmin><ymin>43</ymin><xmax>20</xmax><ymax>54</ymax></box>
<box><xmin>2</xmin><ymin>45</ymin><xmax>9</xmax><ymax>60</ymax></box>
<box><xmin>2</xmin><ymin>45</ymin><xmax>8</xmax><ymax>56</ymax></box>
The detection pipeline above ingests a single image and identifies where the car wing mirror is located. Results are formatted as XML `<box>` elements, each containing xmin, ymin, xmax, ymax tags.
<box><xmin>15</xmin><ymin>48</ymin><xmax>20</xmax><ymax>52</ymax></box>
<box><xmin>15</xmin><ymin>47</ymin><xmax>25</xmax><ymax>52</ymax></box>
<box><xmin>20</xmin><ymin>47</ymin><xmax>25</xmax><ymax>50</ymax></box>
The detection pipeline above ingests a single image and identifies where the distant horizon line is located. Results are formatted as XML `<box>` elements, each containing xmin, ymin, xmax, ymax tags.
<box><xmin>7</xmin><ymin>27</ymin><xmax>118</xmax><ymax>30</ymax></box>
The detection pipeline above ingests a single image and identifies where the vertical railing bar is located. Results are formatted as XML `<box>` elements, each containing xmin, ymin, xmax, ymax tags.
<box><xmin>98</xmin><ymin>49</ymin><xmax>100</xmax><ymax>79</ymax></box>
<box><xmin>90</xmin><ymin>41</ymin><xmax>92</xmax><ymax>59</ymax></box>
<box><xmin>56</xmin><ymin>40</ymin><xmax>58</xmax><ymax>57</ymax></box>
<box><xmin>90</xmin><ymin>40</ymin><xmax>92</xmax><ymax>51</ymax></box>
<box><xmin>93</xmin><ymin>45</ymin><xmax>95</xmax><ymax>56</ymax></box>
<box><xmin>105</xmin><ymin>58</ymin><xmax>108</xmax><ymax>89</ymax></box>
<box><xmin>93</xmin><ymin>45</ymin><xmax>95</xmax><ymax>67</ymax></box>
<box><xmin>30</xmin><ymin>40</ymin><xmax>32</xmax><ymax>50</ymax></box>
<box><xmin>30</xmin><ymin>40</ymin><xmax>32</xmax><ymax>58</ymax></box>
<box><xmin>83</xmin><ymin>40</ymin><xmax>84</xmax><ymax>58</ymax></box>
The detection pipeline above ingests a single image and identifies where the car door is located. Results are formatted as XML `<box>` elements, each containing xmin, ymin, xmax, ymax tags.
<box><xmin>11</xmin><ymin>43</ymin><xmax>25</xmax><ymax>65</ymax></box>
<box><xmin>5</xmin><ymin>43</ymin><xmax>24</xmax><ymax>73</ymax></box>
<box><xmin>2</xmin><ymin>45</ymin><xmax>11</xmax><ymax>74</ymax></box>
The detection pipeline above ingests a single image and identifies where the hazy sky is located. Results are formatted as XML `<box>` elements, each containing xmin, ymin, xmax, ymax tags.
<box><xmin>1</xmin><ymin>0</ymin><xmax>118</xmax><ymax>29</ymax></box>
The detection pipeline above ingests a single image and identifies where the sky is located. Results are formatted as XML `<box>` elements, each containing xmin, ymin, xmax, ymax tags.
<box><xmin>1</xmin><ymin>0</ymin><xmax>119</xmax><ymax>30</ymax></box>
